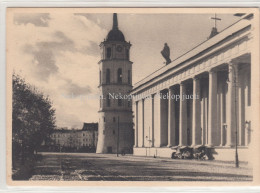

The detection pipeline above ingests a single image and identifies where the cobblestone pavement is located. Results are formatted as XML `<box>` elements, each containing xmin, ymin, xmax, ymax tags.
<box><xmin>29</xmin><ymin>153</ymin><xmax>252</xmax><ymax>181</ymax></box>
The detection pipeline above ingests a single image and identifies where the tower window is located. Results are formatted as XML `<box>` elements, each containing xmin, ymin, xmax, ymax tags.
<box><xmin>118</xmin><ymin>99</ymin><xmax>122</xmax><ymax>106</ymax></box>
<box><xmin>99</xmin><ymin>70</ymin><xmax>101</xmax><ymax>85</ymax></box>
<box><xmin>128</xmin><ymin>100</ymin><xmax>131</xmax><ymax>107</ymax></box>
<box><xmin>128</xmin><ymin>70</ymin><xmax>131</xmax><ymax>84</ymax></box>
<box><xmin>117</xmin><ymin>68</ymin><xmax>122</xmax><ymax>83</ymax></box>
<box><xmin>106</xmin><ymin>47</ymin><xmax>111</xmax><ymax>59</ymax></box>
<box><xmin>106</xmin><ymin>94</ymin><xmax>110</xmax><ymax>107</ymax></box>
<box><xmin>126</xmin><ymin>49</ymin><xmax>129</xmax><ymax>60</ymax></box>
<box><xmin>106</xmin><ymin>69</ymin><xmax>110</xmax><ymax>83</ymax></box>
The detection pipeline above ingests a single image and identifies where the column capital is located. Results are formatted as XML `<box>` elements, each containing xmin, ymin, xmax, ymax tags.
<box><xmin>228</xmin><ymin>62</ymin><xmax>238</xmax><ymax>71</ymax></box>
<box><xmin>227</xmin><ymin>59</ymin><xmax>239</xmax><ymax>66</ymax></box>
<box><xmin>168</xmin><ymin>85</ymin><xmax>174</xmax><ymax>91</ymax></box>
<box><xmin>180</xmin><ymin>81</ymin><xmax>185</xmax><ymax>86</ymax></box>
<box><xmin>192</xmin><ymin>76</ymin><xmax>200</xmax><ymax>81</ymax></box>
<box><xmin>208</xmin><ymin>68</ymin><xmax>217</xmax><ymax>74</ymax></box>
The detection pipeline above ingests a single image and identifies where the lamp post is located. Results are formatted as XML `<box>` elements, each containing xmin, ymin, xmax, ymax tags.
<box><xmin>228</xmin><ymin>64</ymin><xmax>239</xmax><ymax>168</ymax></box>
<box><xmin>227</xmin><ymin>63</ymin><xmax>239</xmax><ymax>168</ymax></box>
<box><xmin>234</xmin><ymin>65</ymin><xmax>239</xmax><ymax>168</ymax></box>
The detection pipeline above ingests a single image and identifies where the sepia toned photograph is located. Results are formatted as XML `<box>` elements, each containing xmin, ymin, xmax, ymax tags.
<box><xmin>6</xmin><ymin>8</ymin><xmax>260</xmax><ymax>185</ymax></box>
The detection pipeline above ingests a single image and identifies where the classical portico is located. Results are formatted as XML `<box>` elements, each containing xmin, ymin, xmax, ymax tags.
<box><xmin>131</xmin><ymin>14</ymin><xmax>255</xmax><ymax>161</ymax></box>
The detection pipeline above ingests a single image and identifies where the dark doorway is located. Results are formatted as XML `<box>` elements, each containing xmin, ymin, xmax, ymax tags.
<box><xmin>107</xmin><ymin>146</ymin><xmax>112</xmax><ymax>153</ymax></box>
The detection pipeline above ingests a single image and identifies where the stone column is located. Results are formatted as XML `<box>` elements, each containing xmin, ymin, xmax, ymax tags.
<box><xmin>179</xmin><ymin>82</ymin><xmax>187</xmax><ymax>146</ymax></box>
<box><xmin>134</xmin><ymin>101</ymin><xmax>138</xmax><ymax>147</ymax></box>
<box><xmin>226</xmin><ymin>63</ymin><xmax>237</xmax><ymax>147</ymax></box>
<box><xmin>154</xmin><ymin>92</ymin><xmax>162</xmax><ymax>147</ymax></box>
<box><xmin>208</xmin><ymin>70</ymin><xmax>218</xmax><ymax>147</ymax></box>
<box><xmin>151</xmin><ymin>94</ymin><xmax>155</xmax><ymax>147</ymax></box>
<box><xmin>168</xmin><ymin>87</ymin><xmax>176</xmax><ymax>147</ymax></box>
<box><xmin>141</xmin><ymin>99</ymin><xmax>145</xmax><ymax>147</ymax></box>
<box><xmin>192</xmin><ymin>77</ymin><xmax>201</xmax><ymax>146</ymax></box>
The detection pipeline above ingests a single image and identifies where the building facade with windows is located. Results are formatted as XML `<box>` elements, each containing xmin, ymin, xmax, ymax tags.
<box><xmin>96</xmin><ymin>13</ymin><xmax>134</xmax><ymax>154</ymax></box>
<box><xmin>131</xmin><ymin>13</ymin><xmax>258</xmax><ymax>161</ymax></box>
<box><xmin>50</xmin><ymin>123</ymin><xmax>98</xmax><ymax>150</ymax></box>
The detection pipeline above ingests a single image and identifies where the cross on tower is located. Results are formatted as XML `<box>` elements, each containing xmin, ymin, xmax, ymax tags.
<box><xmin>210</xmin><ymin>13</ymin><xmax>221</xmax><ymax>29</ymax></box>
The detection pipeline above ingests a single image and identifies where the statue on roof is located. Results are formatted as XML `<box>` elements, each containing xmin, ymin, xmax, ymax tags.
<box><xmin>161</xmin><ymin>43</ymin><xmax>171</xmax><ymax>65</ymax></box>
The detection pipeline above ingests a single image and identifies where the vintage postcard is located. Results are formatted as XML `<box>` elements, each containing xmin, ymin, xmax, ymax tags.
<box><xmin>6</xmin><ymin>8</ymin><xmax>260</xmax><ymax>186</ymax></box>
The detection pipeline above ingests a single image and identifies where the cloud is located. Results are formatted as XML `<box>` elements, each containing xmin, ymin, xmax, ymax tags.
<box><xmin>22</xmin><ymin>31</ymin><xmax>75</xmax><ymax>81</ymax></box>
<box><xmin>32</xmin><ymin>48</ymin><xmax>58</xmax><ymax>81</ymax></box>
<box><xmin>79</xmin><ymin>41</ymin><xmax>100</xmax><ymax>56</ymax></box>
<box><xmin>11</xmin><ymin>12</ymin><xmax>107</xmax><ymax>128</ymax></box>
<box><xmin>14</xmin><ymin>13</ymin><xmax>50</xmax><ymax>27</ymax></box>
<box><xmin>61</xmin><ymin>79</ymin><xmax>92</xmax><ymax>96</ymax></box>
<box><xmin>36</xmin><ymin>31</ymin><xmax>75</xmax><ymax>52</ymax></box>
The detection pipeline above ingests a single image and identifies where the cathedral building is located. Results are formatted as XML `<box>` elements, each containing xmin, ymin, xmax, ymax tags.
<box><xmin>96</xmin><ymin>13</ymin><xmax>134</xmax><ymax>154</ymax></box>
<box><xmin>131</xmin><ymin>13</ymin><xmax>257</xmax><ymax>161</ymax></box>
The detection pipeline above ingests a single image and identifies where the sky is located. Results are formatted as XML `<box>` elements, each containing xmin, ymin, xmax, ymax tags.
<box><xmin>10</xmin><ymin>11</ymin><xmax>240</xmax><ymax>129</ymax></box>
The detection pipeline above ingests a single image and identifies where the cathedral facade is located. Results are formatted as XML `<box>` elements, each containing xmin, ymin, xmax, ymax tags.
<box><xmin>131</xmin><ymin>13</ymin><xmax>257</xmax><ymax>161</ymax></box>
<box><xmin>96</xmin><ymin>14</ymin><xmax>134</xmax><ymax>154</ymax></box>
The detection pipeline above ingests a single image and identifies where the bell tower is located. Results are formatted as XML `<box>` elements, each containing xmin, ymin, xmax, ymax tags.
<box><xmin>96</xmin><ymin>13</ymin><xmax>134</xmax><ymax>154</ymax></box>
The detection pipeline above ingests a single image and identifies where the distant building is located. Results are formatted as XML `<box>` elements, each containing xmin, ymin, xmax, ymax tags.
<box><xmin>49</xmin><ymin>123</ymin><xmax>98</xmax><ymax>151</ymax></box>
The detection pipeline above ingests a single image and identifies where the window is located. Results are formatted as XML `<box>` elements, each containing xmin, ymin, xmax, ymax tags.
<box><xmin>128</xmin><ymin>100</ymin><xmax>131</xmax><ymax>107</ymax></box>
<box><xmin>103</xmin><ymin>117</ymin><xmax>105</xmax><ymax>122</ymax></box>
<box><xmin>118</xmin><ymin>99</ymin><xmax>122</xmax><ymax>106</ymax></box>
<box><xmin>128</xmin><ymin>70</ymin><xmax>131</xmax><ymax>84</ymax></box>
<box><xmin>113</xmin><ymin>130</ymin><xmax>115</xmax><ymax>135</ymax></box>
<box><xmin>106</xmin><ymin>47</ymin><xmax>111</xmax><ymax>59</ymax></box>
<box><xmin>248</xmin><ymin>72</ymin><xmax>251</xmax><ymax>106</ymax></box>
<box><xmin>106</xmin><ymin>94</ymin><xmax>110</xmax><ymax>107</ymax></box>
<box><xmin>100</xmin><ymin>98</ymin><xmax>102</xmax><ymax>108</ymax></box>
<box><xmin>99</xmin><ymin>70</ymin><xmax>101</xmax><ymax>84</ymax></box>
<box><xmin>113</xmin><ymin>117</ymin><xmax>116</xmax><ymax>122</ymax></box>
<box><xmin>126</xmin><ymin>49</ymin><xmax>129</xmax><ymax>60</ymax></box>
<box><xmin>106</xmin><ymin>69</ymin><xmax>110</xmax><ymax>83</ymax></box>
<box><xmin>83</xmin><ymin>133</ymin><xmax>85</xmax><ymax>136</ymax></box>
<box><xmin>117</xmin><ymin>68</ymin><xmax>122</xmax><ymax>83</ymax></box>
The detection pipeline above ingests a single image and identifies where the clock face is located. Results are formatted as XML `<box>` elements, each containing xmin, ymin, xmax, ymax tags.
<box><xmin>116</xmin><ymin>45</ymin><xmax>123</xmax><ymax>52</ymax></box>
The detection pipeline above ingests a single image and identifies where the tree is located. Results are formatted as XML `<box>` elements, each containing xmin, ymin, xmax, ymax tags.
<box><xmin>12</xmin><ymin>74</ymin><xmax>56</xmax><ymax>158</ymax></box>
